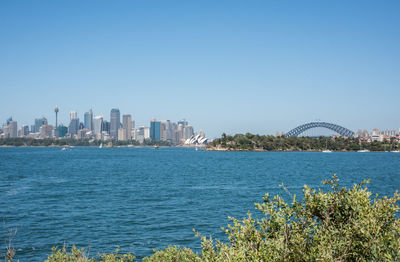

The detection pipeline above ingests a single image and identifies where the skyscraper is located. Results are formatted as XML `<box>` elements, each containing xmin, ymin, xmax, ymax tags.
<box><xmin>58</xmin><ymin>125</ymin><xmax>68</xmax><ymax>138</ymax></box>
<box><xmin>102</xmin><ymin>121</ymin><xmax>110</xmax><ymax>134</ymax></box>
<box><xmin>34</xmin><ymin>117</ymin><xmax>47</xmax><ymax>133</ymax></box>
<box><xmin>184</xmin><ymin>125</ymin><xmax>194</xmax><ymax>139</ymax></box>
<box><xmin>8</xmin><ymin>121</ymin><xmax>17</xmax><ymax>138</ymax></box>
<box><xmin>68</xmin><ymin>118</ymin><xmax>79</xmax><ymax>136</ymax></box>
<box><xmin>20</xmin><ymin>125</ymin><xmax>29</xmax><ymax>137</ymax></box>
<box><xmin>122</xmin><ymin>114</ymin><xmax>132</xmax><ymax>140</ymax></box>
<box><xmin>178</xmin><ymin>119</ymin><xmax>188</xmax><ymax>128</ymax></box>
<box><xmin>150</xmin><ymin>119</ymin><xmax>161</xmax><ymax>140</ymax></box>
<box><xmin>93</xmin><ymin>115</ymin><xmax>103</xmax><ymax>136</ymax></box>
<box><xmin>70</xmin><ymin>111</ymin><xmax>78</xmax><ymax>121</ymax></box>
<box><xmin>110</xmin><ymin>108</ymin><xmax>120</xmax><ymax>140</ymax></box>
<box><xmin>84</xmin><ymin>109</ymin><xmax>93</xmax><ymax>131</ymax></box>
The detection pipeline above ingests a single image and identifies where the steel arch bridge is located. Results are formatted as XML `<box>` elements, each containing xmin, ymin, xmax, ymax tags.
<box><xmin>285</xmin><ymin>122</ymin><xmax>355</xmax><ymax>137</ymax></box>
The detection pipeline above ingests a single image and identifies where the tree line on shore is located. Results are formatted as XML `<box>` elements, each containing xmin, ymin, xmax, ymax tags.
<box><xmin>0</xmin><ymin>137</ymin><xmax>171</xmax><ymax>147</ymax></box>
<box><xmin>208</xmin><ymin>133</ymin><xmax>400</xmax><ymax>151</ymax></box>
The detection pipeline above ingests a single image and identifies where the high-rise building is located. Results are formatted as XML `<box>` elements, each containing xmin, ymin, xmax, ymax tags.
<box><xmin>34</xmin><ymin>117</ymin><xmax>47</xmax><ymax>133</ymax></box>
<box><xmin>150</xmin><ymin>119</ymin><xmax>161</xmax><ymax>140</ymax></box>
<box><xmin>122</xmin><ymin>114</ymin><xmax>132</xmax><ymax>140</ymax></box>
<box><xmin>102</xmin><ymin>120</ymin><xmax>110</xmax><ymax>134</ymax></box>
<box><xmin>70</xmin><ymin>111</ymin><xmax>78</xmax><ymax>121</ymax></box>
<box><xmin>118</xmin><ymin>127</ymin><xmax>126</xmax><ymax>141</ymax></box>
<box><xmin>178</xmin><ymin>119</ymin><xmax>188</xmax><ymax>128</ymax></box>
<box><xmin>58</xmin><ymin>125</ymin><xmax>68</xmax><ymax>138</ymax></box>
<box><xmin>8</xmin><ymin>121</ymin><xmax>17</xmax><ymax>138</ymax></box>
<box><xmin>68</xmin><ymin>118</ymin><xmax>79</xmax><ymax>136</ymax></box>
<box><xmin>40</xmin><ymin>125</ymin><xmax>54</xmax><ymax>138</ymax></box>
<box><xmin>2</xmin><ymin>125</ymin><xmax>10</xmax><ymax>138</ymax></box>
<box><xmin>144</xmin><ymin>127</ymin><xmax>150</xmax><ymax>139</ymax></box>
<box><xmin>20</xmin><ymin>125</ymin><xmax>29</xmax><ymax>137</ymax></box>
<box><xmin>184</xmin><ymin>125</ymin><xmax>194</xmax><ymax>139</ymax></box>
<box><xmin>84</xmin><ymin>109</ymin><xmax>93</xmax><ymax>131</ymax></box>
<box><xmin>110</xmin><ymin>108</ymin><xmax>120</xmax><ymax>140</ymax></box>
<box><xmin>93</xmin><ymin>115</ymin><xmax>103</xmax><ymax>136</ymax></box>
<box><xmin>6</xmin><ymin>117</ymin><xmax>12</xmax><ymax>126</ymax></box>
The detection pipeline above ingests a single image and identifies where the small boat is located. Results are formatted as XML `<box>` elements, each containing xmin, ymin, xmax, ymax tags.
<box><xmin>99</xmin><ymin>143</ymin><xmax>103</xmax><ymax>148</ymax></box>
<box><xmin>154</xmin><ymin>145</ymin><xmax>159</xmax><ymax>149</ymax></box>
<box><xmin>61</xmin><ymin>147</ymin><xmax>70</xmax><ymax>151</ymax></box>
<box><xmin>357</xmin><ymin>149</ymin><xmax>370</xmax><ymax>153</ymax></box>
<box><xmin>322</xmin><ymin>149</ymin><xmax>332</xmax><ymax>153</ymax></box>
<box><xmin>322</xmin><ymin>140</ymin><xmax>331</xmax><ymax>153</ymax></box>
<box><xmin>391</xmin><ymin>150</ymin><xmax>400</xmax><ymax>153</ymax></box>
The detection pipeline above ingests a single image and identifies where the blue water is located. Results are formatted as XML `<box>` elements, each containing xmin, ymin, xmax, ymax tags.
<box><xmin>1</xmin><ymin>147</ymin><xmax>400</xmax><ymax>261</ymax></box>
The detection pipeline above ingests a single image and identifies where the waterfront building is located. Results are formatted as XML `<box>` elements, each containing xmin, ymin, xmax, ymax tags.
<box><xmin>2</xmin><ymin>125</ymin><xmax>10</xmax><ymax>138</ymax></box>
<box><xmin>110</xmin><ymin>108</ymin><xmax>120</xmax><ymax>140</ymax></box>
<box><xmin>122</xmin><ymin>114</ymin><xmax>132</xmax><ymax>140</ymax></box>
<box><xmin>101</xmin><ymin>131</ymin><xmax>110</xmax><ymax>140</ymax></box>
<box><xmin>77</xmin><ymin>128</ymin><xmax>90</xmax><ymax>139</ymax></box>
<box><xmin>150</xmin><ymin>119</ymin><xmax>161</xmax><ymax>140</ymax></box>
<box><xmin>118</xmin><ymin>127</ymin><xmax>126</xmax><ymax>141</ymax></box>
<box><xmin>84</xmin><ymin>109</ymin><xmax>93</xmax><ymax>131</ymax></box>
<box><xmin>93</xmin><ymin>115</ymin><xmax>103</xmax><ymax>136</ymax></box>
<box><xmin>9</xmin><ymin>121</ymin><xmax>18</xmax><ymax>138</ymax></box>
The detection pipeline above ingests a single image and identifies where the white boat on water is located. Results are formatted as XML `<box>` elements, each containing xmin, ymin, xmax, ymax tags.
<box><xmin>61</xmin><ymin>147</ymin><xmax>70</xmax><ymax>151</ymax></box>
<box><xmin>322</xmin><ymin>140</ymin><xmax>332</xmax><ymax>153</ymax></box>
<box><xmin>391</xmin><ymin>150</ymin><xmax>400</xmax><ymax>153</ymax></box>
<box><xmin>99</xmin><ymin>143</ymin><xmax>103</xmax><ymax>148</ymax></box>
<box><xmin>322</xmin><ymin>149</ymin><xmax>332</xmax><ymax>153</ymax></box>
<box><xmin>357</xmin><ymin>149</ymin><xmax>370</xmax><ymax>153</ymax></box>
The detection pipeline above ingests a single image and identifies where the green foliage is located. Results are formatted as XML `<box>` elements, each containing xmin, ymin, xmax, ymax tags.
<box><xmin>209</xmin><ymin>133</ymin><xmax>399</xmax><ymax>151</ymax></box>
<box><xmin>142</xmin><ymin>246</ymin><xmax>200</xmax><ymax>262</ymax></box>
<box><xmin>145</xmin><ymin>175</ymin><xmax>400</xmax><ymax>261</ymax></box>
<box><xmin>45</xmin><ymin>246</ymin><xmax>134</xmax><ymax>262</ymax></box>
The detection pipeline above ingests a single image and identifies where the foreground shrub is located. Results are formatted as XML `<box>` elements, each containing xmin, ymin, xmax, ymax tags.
<box><xmin>41</xmin><ymin>175</ymin><xmax>400</xmax><ymax>261</ymax></box>
<box><xmin>45</xmin><ymin>246</ymin><xmax>134</xmax><ymax>262</ymax></box>
<box><xmin>145</xmin><ymin>175</ymin><xmax>400</xmax><ymax>261</ymax></box>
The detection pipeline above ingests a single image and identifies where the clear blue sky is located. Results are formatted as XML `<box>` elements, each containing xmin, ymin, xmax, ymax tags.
<box><xmin>1</xmin><ymin>0</ymin><xmax>399</xmax><ymax>138</ymax></box>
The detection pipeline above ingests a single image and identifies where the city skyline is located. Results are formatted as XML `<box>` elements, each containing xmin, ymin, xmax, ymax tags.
<box><xmin>1</xmin><ymin>1</ymin><xmax>400</xmax><ymax>137</ymax></box>
<box><xmin>2</xmin><ymin>105</ymin><xmax>400</xmax><ymax>140</ymax></box>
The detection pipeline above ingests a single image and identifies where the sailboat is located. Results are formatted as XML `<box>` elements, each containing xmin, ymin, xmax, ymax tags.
<box><xmin>99</xmin><ymin>143</ymin><xmax>103</xmax><ymax>148</ymax></box>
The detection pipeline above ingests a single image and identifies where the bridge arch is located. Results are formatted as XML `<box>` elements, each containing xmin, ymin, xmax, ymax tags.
<box><xmin>285</xmin><ymin>122</ymin><xmax>355</xmax><ymax>137</ymax></box>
